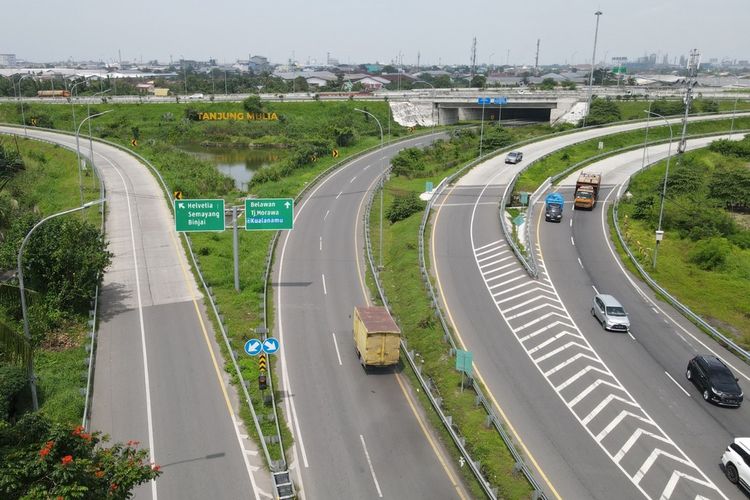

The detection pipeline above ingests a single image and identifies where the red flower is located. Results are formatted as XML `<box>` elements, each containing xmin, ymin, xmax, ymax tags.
<box><xmin>61</xmin><ymin>455</ymin><xmax>73</xmax><ymax>466</ymax></box>
<box><xmin>151</xmin><ymin>464</ymin><xmax>161</xmax><ymax>472</ymax></box>
<box><xmin>110</xmin><ymin>483</ymin><xmax>118</xmax><ymax>491</ymax></box>
<box><xmin>39</xmin><ymin>440</ymin><xmax>55</xmax><ymax>458</ymax></box>
<box><xmin>72</xmin><ymin>425</ymin><xmax>85</xmax><ymax>436</ymax></box>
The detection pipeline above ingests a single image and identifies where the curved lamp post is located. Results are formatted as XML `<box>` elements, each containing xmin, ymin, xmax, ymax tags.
<box><xmin>644</xmin><ymin>110</ymin><xmax>674</xmax><ymax>269</ymax></box>
<box><xmin>76</xmin><ymin>110</ymin><xmax>113</xmax><ymax>206</ymax></box>
<box><xmin>583</xmin><ymin>10</ymin><xmax>603</xmax><ymax>128</ymax></box>
<box><xmin>15</xmin><ymin>74</ymin><xmax>33</xmax><ymax>136</ymax></box>
<box><xmin>354</xmin><ymin>108</ymin><xmax>385</xmax><ymax>269</ymax></box>
<box><xmin>69</xmin><ymin>78</ymin><xmax>90</xmax><ymax>134</ymax></box>
<box><xmin>18</xmin><ymin>199</ymin><xmax>105</xmax><ymax>410</ymax></box>
<box><xmin>87</xmin><ymin>89</ymin><xmax>111</xmax><ymax>200</ymax></box>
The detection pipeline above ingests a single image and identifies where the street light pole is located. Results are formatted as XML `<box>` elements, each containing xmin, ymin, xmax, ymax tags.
<box><xmin>15</xmin><ymin>74</ymin><xmax>33</xmax><ymax>136</ymax></box>
<box><xmin>354</xmin><ymin>108</ymin><xmax>385</xmax><ymax>269</ymax></box>
<box><xmin>76</xmin><ymin>110</ymin><xmax>113</xmax><ymax>206</ymax></box>
<box><xmin>640</xmin><ymin>99</ymin><xmax>653</xmax><ymax>170</ymax></box>
<box><xmin>583</xmin><ymin>10</ymin><xmax>603</xmax><ymax>128</ymax></box>
<box><xmin>69</xmin><ymin>78</ymin><xmax>90</xmax><ymax>134</ymax></box>
<box><xmin>479</xmin><ymin>99</ymin><xmax>487</xmax><ymax>157</ymax></box>
<box><xmin>731</xmin><ymin>76</ymin><xmax>739</xmax><ymax>134</ymax></box>
<box><xmin>87</xmin><ymin>89</ymin><xmax>111</xmax><ymax>200</ymax></box>
<box><xmin>18</xmin><ymin>199</ymin><xmax>105</xmax><ymax>411</ymax></box>
<box><xmin>644</xmin><ymin>110</ymin><xmax>674</xmax><ymax>269</ymax></box>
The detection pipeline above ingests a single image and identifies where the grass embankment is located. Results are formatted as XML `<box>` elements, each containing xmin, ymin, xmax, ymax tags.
<box><xmin>616</xmin><ymin>148</ymin><xmax>750</xmax><ymax>348</ymax></box>
<box><xmin>2</xmin><ymin>100</ymin><xmax>402</xmax><ymax>465</ymax></box>
<box><xmin>370</xmin><ymin>127</ymin><xmax>569</xmax><ymax>498</ymax></box>
<box><xmin>4</xmin><ymin>139</ymin><xmax>101</xmax><ymax>425</ymax></box>
<box><xmin>612</xmin><ymin>99</ymin><xmax>750</xmax><ymax>121</ymax></box>
<box><xmin>516</xmin><ymin>115</ymin><xmax>750</xmax><ymax>193</ymax></box>
<box><xmin>515</xmin><ymin>117</ymin><xmax>750</xmax><ymax>349</ymax></box>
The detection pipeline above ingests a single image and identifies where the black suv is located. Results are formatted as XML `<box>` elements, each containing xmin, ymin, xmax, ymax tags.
<box><xmin>686</xmin><ymin>355</ymin><xmax>743</xmax><ymax>407</ymax></box>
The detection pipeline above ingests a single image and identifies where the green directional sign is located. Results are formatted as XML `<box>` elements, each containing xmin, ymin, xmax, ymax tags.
<box><xmin>455</xmin><ymin>349</ymin><xmax>473</xmax><ymax>375</ymax></box>
<box><xmin>174</xmin><ymin>199</ymin><xmax>225</xmax><ymax>232</ymax></box>
<box><xmin>245</xmin><ymin>198</ymin><xmax>294</xmax><ymax>231</ymax></box>
<box><xmin>612</xmin><ymin>66</ymin><xmax>627</xmax><ymax>74</ymax></box>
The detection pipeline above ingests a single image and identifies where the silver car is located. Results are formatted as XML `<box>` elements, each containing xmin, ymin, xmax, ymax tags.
<box><xmin>591</xmin><ymin>294</ymin><xmax>630</xmax><ymax>332</ymax></box>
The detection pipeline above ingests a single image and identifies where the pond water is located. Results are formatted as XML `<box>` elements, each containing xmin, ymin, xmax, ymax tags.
<box><xmin>179</xmin><ymin>144</ymin><xmax>286</xmax><ymax>191</ymax></box>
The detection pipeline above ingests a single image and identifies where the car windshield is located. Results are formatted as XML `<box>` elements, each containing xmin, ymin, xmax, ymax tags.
<box><xmin>710</xmin><ymin>368</ymin><xmax>736</xmax><ymax>386</ymax></box>
<box><xmin>577</xmin><ymin>192</ymin><xmax>592</xmax><ymax>199</ymax></box>
<box><xmin>606</xmin><ymin>306</ymin><xmax>626</xmax><ymax>316</ymax></box>
<box><xmin>508</xmin><ymin>153</ymin><xmax>519</xmax><ymax>158</ymax></box>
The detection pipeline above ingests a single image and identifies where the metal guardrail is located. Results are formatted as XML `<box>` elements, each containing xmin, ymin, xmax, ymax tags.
<box><xmin>498</xmin><ymin>117</ymin><xmax>750</xmax><ymax>280</ymax></box>
<box><xmin>0</xmin><ymin>126</ymin><xmax>107</xmax><ymax>432</ymax></box>
<box><xmin>612</xmin><ymin>155</ymin><xmax>750</xmax><ymax>365</ymax></box>
<box><xmin>357</xmin><ymin>139</ymin><xmax>549</xmax><ymax>497</ymax></box>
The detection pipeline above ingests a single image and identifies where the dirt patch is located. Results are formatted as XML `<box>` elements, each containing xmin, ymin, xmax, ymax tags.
<box><xmin>40</xmin><ymin>330</ymin><xmax>83</xmax><ymax>351</ymax></box>
<box><xmin>730</xmin><ymin>212</ymin><xmax>750</xmax><ymax>230</ymax></box>
<box><xmin>704</xmin><ymin>316</ymin><xmax>744</xmax><ymax>344</ymax></box>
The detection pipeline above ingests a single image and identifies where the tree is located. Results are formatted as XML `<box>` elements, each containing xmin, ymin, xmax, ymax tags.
<box><xmin>539</xmin><ymin>78</ymin><xmax>556</xmax><ymax>90</ymax></box>
<box><xmin>0</xmin><ymin>413</ymin><xmax>161</xmax><ymax>498</ymax></box>
<box><xmin>17</xmin><ymin>216</ymin><xmax>112</xmax><ymax>316</ymax></box>
<box><xmin>470</xmin><ymin>75</ymin><xmax>487</xmax><ymax>88</ymax></box>
<box><xmin>386</xmin><ymin>192</ymin><xmax>424</xmax><ymax>223</ymax></box>
<box><xmin>0</xmin><ymin>142</ymin><xmax>25</xmax><ymax>193</ymax></box>
<box><xmin>583</xmin><ymin>98</ymin><xmax>622</xmax><ymax>126</ymax></box>
<box><xmin>433</xmin><ymin>75</ymin><xmax>452</xmax><ymax>88</ymax></box>
<box><xmin>242</xmin><ymin>95</ymin><xmax>263</xmax><ymax>114</ymax></box>
<box><xmin>292</xmin><ymin>76</ymin><xmax>308</xmax><ymax>93</ymax></box>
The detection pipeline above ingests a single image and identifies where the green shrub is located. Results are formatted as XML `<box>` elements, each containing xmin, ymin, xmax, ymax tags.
<box><xmin>651</xmin><ymin>99</ymin><xmax>685</xmax><ymax>116</ymax></box>
<box><xmin>688</xmin><ymin>237</ymin><xmax>732</xmax><ymax>270</ymax></box>
<box><xmin>391</xmin><ymin>148</ymin><xmax>425</xmax><ymax>178</ymax></box>
<box><xmin>729</xmin><ymin>230</ymin><xmax>750</xmax><ymax>249</ymax></box>
<box><xmin>0</xmin><ymin>363</ymin><xmax>26</xmax><ymax>422</ymax></box>
<box><xmin>386</xmin><ymin>192</ymin><xmax>424</xmax><ymax>223</ymax></box>
<box><xmin>583</xmin><ymin>98</ymin><xmax>622</xmax><ymax>126</ymax></box>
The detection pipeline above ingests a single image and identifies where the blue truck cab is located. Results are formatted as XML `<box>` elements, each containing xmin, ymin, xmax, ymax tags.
<box><xmin>545</xmin><ymin>193</ymin><xmax>564</xmax><ymax>222</ymax></box>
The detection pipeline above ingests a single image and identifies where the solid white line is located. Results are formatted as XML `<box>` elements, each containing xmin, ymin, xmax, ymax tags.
<box><xmin>332</xmin><ymin>332</ymin><xmax>343</xmax><ymax>366</ymax></box>
<box><xmin>324</xmin><ymin>209</ymin><xmax>330</xmax><ymax>220</ymax></box>
<box><xmin>350</xmin><ymin>176</ymin><xmax>357</xmax><ymax>183</ymax></box>
<box><xmin>651</xmin><ymin>307</ymin><xmax>658</xmax><ymax>314</ymax></box>
<box><xmin>475</xmin><ymin>239</ymin><xmax>503</xmax><ymax>252</ymax></box>
<box><xmin>592</xmin><ymin>285</ymin><xmax>599</xmax><ymax>295</ymax></box>
<box><xmin>569</xmin><ymin>219</ymin><xmax>573</xmax><ymax>227</ymax></box>
<box><xmin>319</xmin><ymin>237</ymin><xmax>322</xmax><ymax>252</ymax></box>
<box><xmin>665</xmin><ymin>371</ymin><xmax>691</xmax><ymax>397</ymax></box>
<box><xmin>322</xmin><ymin>274</ymin><xmax>327</xmax><ymax>295</ymax></box>
<box><xmin>106</xmin><ymin>155</ymin><xmax>159</xmax><ymax>500</ymax></box>
<box><xmin>570</xmin><ymin>236</ymin><xmax>575</xmax><ymax>246</ymax></box>
<box><xmin>360</xmin><ymin>435</ymin><xmax>383</xmax><ymax>497</ymax></box>
<box><xmin>628</xmin><ymin>331</ymin><xmax>636</xmax><ymax>341</ymax></box>
<box><xmin>336</xmin><ymin>191</ymin><xmax>343</xmax><ymax>199</ymax></box>
<box><xmin>577</xmin><ymin>257</ymin><xmax>583</xmax><ymax>268</ymax></box>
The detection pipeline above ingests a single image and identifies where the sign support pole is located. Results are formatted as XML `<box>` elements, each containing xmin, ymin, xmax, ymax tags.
<box><xmin>233</xmin><ymin>206</ymin><xmax>240</xmax><ymax>292</ymax></box>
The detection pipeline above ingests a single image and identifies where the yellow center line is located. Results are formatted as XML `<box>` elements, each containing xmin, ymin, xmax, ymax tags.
<box><xmin>431</xmin><ymin>182</ymin><xmax>563</xmax><ymax>500</ymax></box>
<box><xmin>167</xmin><ymin>229</ymin><xmax>238</xmax><ymax>419</ymax></box>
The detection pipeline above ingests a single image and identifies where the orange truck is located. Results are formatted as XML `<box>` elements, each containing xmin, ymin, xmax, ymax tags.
<box><xmin>37</xmin><ymin>90</ymin><xmax>71</xmax><ymax>98</ymax></box>
<box><xmin>353</xmin><ymin>306</ymin><xmax>401</xmax><ymax>368</ymax></box>
<box><xmin>574</xmin><ymin>172</ymin><xmax>601</xmax><ymax>210</ymax></box>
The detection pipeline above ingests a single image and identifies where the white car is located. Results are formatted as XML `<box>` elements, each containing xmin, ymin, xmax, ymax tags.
<box><xmin>722</xmin><ymin>437</ymin><xmax>750</xmax><ymax>492</ymax></box>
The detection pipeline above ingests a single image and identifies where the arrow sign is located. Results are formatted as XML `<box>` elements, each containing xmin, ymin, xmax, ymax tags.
<box><xmin>258</xmin><ymin>353</ymin><xmax>267</xmax><ymax>373</ymax></box>
<box><xmin>244</xmin><ymin>338</ymin><xmax>262</xmax><ymax>356</ymax></box>
<box><xmin>174</xmin><ymin>199</ymin><xmax>225</xmax><ymax>232</ymax></box>
<box><xmin>245</xmin><ymin>198</ymin><xmax>294</xmax><ymax>231</ymax></box>
<box><xmin>262</xmin><ymin>337</ymin><xmax>280</xmax><ymax>354</ymax></box>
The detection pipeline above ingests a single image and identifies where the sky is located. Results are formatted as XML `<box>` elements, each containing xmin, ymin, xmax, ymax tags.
<box><xmin>3</xmin><ymin>0</ymin><xmax>748</xmax><ymax>67</ymax></box>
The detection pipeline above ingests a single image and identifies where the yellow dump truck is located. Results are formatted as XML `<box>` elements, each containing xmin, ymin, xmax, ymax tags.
<box><xmin>353</xmin><ymin>306</ymin><xmax>401</xmax><ymax>368</ymax></box>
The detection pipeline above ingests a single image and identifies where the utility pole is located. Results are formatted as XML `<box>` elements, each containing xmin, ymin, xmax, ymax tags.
<box><xmin>582</xmin><ymin>10</ymin><xmax>603</xmax><ymax>128</ymax></box>
<box><xmin>417</xmin><ymin>51</ymin><xmax>420</xmax><ymax>72</ymax></box>
<box><xmin>678</xmin><ymin>48</ymin><xmax>700</xmax><ymax>153</ymax></box>
<box><xmin>470</xmin><ymin>37</ymin><xmax>477</xmax><ymax>80</ymax></box>
<box><xmin>535</xmin><ymin>38</ymin><xmax>541</xmax><ymax>75</ymax></box>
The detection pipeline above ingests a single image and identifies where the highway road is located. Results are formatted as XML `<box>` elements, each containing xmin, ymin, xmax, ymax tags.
<box><xmin>274</xmin><ymin>132</ymin><xmax>469</xmax><ymax>499</ymax></box>
<box><xmin>544</xmin><ymin>135</ymin><xmax>750</xmax><ymax>497</ymax></box>
<box><xmin>0</xmin><ymin>126</ymin><xmax>267</xmax><ymax>500</ymax></box>
<box><xmin>431</xmin><ymin>117</ymin><xmax>749</xmax><ymax>499</ymax></box>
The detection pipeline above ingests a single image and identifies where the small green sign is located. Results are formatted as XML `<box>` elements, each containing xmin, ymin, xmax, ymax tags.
<box><xmin>612</xmin><ymin>66</ymin><xmax>627</xmax><ymax>74</ymax></box>
<box><xmin>175</xmin><ymin>199</ymin><xmax>225</xmax><ymax>232</ymax></box>
<box><xmin>455</xmin><ymin>349</ymin><xmax>473</xmax><ymax>375</ymax></box>
<box><xmin>245</xmin><ymin>198</ymin><xmax>294</xmax><ymax>231</ymax></box>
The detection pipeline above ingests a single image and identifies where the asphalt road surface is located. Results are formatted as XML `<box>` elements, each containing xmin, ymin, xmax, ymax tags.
<box><xmin>274</xmin><ymin>132</ymin><xmax>469</xmax><ymax>499</ymax></box>
<box><xmin>431</xmin><ymin>119</ymin><xmax>749</xmax><ymax>499</ymax></box>
<box><xmin>0</xmin><ymin>126</ymin><xmax>267</xmax><ymax>500</ymax></box>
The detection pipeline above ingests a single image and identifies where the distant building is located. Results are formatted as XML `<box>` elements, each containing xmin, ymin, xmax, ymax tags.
<box><xmin>0</xmin><ymin>53</ymin><xmax>16</xmax><ymax>67</ymax></box>
<box><xmin>248</xmin><ymin>55</ymin><xmax>270</xmax><ymax>72</ymax></box>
